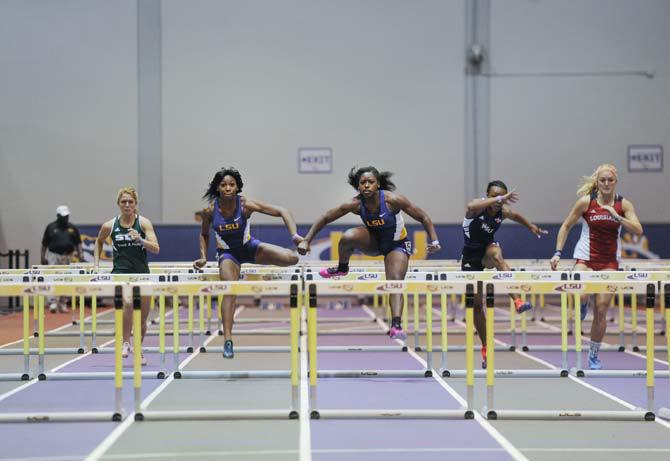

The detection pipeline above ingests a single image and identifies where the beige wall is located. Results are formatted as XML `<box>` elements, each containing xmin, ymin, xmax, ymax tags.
<box><xmin>0</xmin><ymin>0</ymin><xmax>138</xmax><ymax>260</ymax></box>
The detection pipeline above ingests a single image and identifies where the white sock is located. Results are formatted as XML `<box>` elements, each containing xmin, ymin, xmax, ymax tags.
<box><xmin>589</xmin><ymin>340</ymin><xmax>601</xmax><ymax>359</ymax></box>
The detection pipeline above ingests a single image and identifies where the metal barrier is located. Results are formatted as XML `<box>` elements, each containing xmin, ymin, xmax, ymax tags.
<box><xmin>484</xmin><ymin>280</ymin><xmax>657</xmax><ymax>421</ymax></box>
<box><xmin>305</xmin><ymin>278</ymin><xmax>475</xmax><ymax>420</ymax></box>
<box><xmin>1</xmin><ymin>264</ymin><xmax>669</xmax><ymax>423</ymax></box>
<box><xmin>0</xmin><ymin>283</ymin><xmax>124</xmax><ymax>423</ymax></box>
<box><xmin>0</xmin><ymin>249</ymin><xmax>29</xmax><ymax>311</ymax></box>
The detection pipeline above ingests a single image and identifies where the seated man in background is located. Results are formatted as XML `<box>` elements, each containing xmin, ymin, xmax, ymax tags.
<box><xmin>41</xmin><ymin>205</ymin><xmax>83</xmax><ymax>313</ymax></box>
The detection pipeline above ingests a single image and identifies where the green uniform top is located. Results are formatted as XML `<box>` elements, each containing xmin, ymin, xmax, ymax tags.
<box><xmin>110</xmin><ymin>215</ymin><xmax>150</xmax><ymax>274</ymax></box>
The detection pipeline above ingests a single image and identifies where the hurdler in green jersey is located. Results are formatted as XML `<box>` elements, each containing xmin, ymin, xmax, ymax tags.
<box><xmin>94</xmin><ymin>187</ymin><xmax>160</xmax><ymax>366</ymax></box>
<box><xmin>110</xmin><ymin>214</ymin><xmax>150</xmax><ymax>273</ymax></box>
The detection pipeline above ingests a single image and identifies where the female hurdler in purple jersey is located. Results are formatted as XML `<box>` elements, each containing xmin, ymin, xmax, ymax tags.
<box><xmin>194</xmin><ymin>167</ymin><xmax>303</xmax><ymax>358</ymax></box>
<box><xmin>297</xmin><ymin>166</ymin><xmax>441</xmax><ymax>340</ymax></box>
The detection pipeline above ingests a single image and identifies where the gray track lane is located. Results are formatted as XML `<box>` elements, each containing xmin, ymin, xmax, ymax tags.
<box><xmin>410</xmin><ymin>312</ymin><xmax>670</xmax><ymax>461</ymax></box>
<box><xmin>99</xmin><ymin>320</ymin><xmax>301</xmax><ymax>460</ymax></box>
<box><xmin>100</xmin><ymin>421</ymin><xmax>300</xmax><ymax>461</ymax></box>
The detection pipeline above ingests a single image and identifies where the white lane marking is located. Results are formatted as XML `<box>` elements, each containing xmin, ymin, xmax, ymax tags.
<box><xmin>451</xmin><ymin>317</ymin><xmax>670</xmax><ymax>431</ymax></box>
<box><xmin>363</xmin><ymin>306</ymin><xmax>528</xmax><ymax>461</ymax></box>
<box><xmin>0</xmin><ymin>310</ymin><xmax>117</xmax><ymax>403</ymax></box>
<box><xmin>85</xmin><ymin>307</ymin><xmax>246</xmax><ymax>460</ymax></box>
<box><xmin>535</xmin><ymin>317</ymin><xmax>669</xmax><ymax>366</ymax></box>
<box><xmin>521</xmin><ymin>448</ymin><xmax>670</xmax><ymax>452</ymax></box>
<box><xmin>1</xmin><ymin>307</ymin><xmax>114</xmax><ymax>348</ymax></box>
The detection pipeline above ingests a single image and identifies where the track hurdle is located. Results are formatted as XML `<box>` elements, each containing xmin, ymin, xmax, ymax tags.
<box><xmin>485</xmin><ymin>280</ymin><xmax>657</xmax><ymax>421</ymax></box>
<box><xmin>437</xmin><ymin>270</ymin><xmax>569</xmax><ymax>343</ymax></box>
<box><xmin>658</xmin><ymin>283</ymin><xmax>670</xmax><ymax>420</ymax></box>
<box><xmin>572</xmin><ymin>270</ymin><xmax>670</xmax><ymax>352</ymax></box>
<box><xmin>306</xmin><ymin>279</ymin><xmax>475</xmax><ymax>420</ymax></box>
<box><xmin>304</xmin><ymin>270</ymin><xmax>437</xmax><ymax>351</ymax></box>
<box><xmin>0</xmin><ymin>284</ymin><xmax>126</xmax><ymax>423</ymax></box>
<box><xmin>172</xmin><ymin>270</ymin><xmax>301</xmax><ymax>340</ymax></box>
<box><xmin>135</xmin><ymin>280</ymin><xmax>300</xmax><ymax>421</ymax></box>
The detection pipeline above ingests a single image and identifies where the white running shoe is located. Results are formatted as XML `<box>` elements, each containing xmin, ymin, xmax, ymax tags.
<box><xmin>122</xmin><ymin>342</ymin><xmax>131</xmax><ymax>358</ymax></box>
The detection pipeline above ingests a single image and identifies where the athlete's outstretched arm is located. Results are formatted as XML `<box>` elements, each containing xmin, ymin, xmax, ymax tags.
<box><xmin>390</xmin><ymin>193</ymin><xmax>441</xmax><ymax>253</ymax></box>
<box><xmin>194</xmin><ymin>208</ymin><xmax>212</xmax><ymax>269</ymax></box>
<box><xmin>602</xmin><ymin>199</ymin><xmax>643</xmax><ymax>236</ymax></box>
<box><xmin>244</xmin><ymin>198</ymin><xmax>302</xmax><ymax>244</ymax></box>
<box><xmin>466</xmin><ymin>189</ymin><xmax>518</xmax><ymax>218</ymax></box>
<box><xmin>297</xmin><ymin>200</ymin><xmax>359</xmax><ymax>255</ymax></box>
<box><xmin>502</xmin><ymin>207</ymin><xmax>548</xmax><ymax>238</ymax></box>
<box><xmin>94</xmin><ymin>220</ymin><xmax>113</xmax><ymax>271</ymax></box>
<box><xmin>550</xmin><ymin>196</ymin><xmax>590</xmax><ymax>270</ymax></box>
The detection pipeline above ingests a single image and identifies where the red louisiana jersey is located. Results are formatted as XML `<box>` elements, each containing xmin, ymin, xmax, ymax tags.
<box><xmin>573</xmin><ymin>193</ymin><xmax>623</xmax><ymax>263</ymax></box>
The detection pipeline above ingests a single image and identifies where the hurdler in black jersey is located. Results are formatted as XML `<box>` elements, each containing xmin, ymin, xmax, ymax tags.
<box><xmin>461</xmin><ymin>180</ymin><xmax>547</xmax><ymax>369</ymax></box>
<box><xmin>461</xmin><ymin>204</ymin><xmax>504</xmax><ymax>271</ymax></box>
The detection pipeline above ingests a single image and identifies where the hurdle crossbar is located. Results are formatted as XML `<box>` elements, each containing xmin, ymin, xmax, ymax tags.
<box><xmin>135</xmin><ymin>409</ymin><xmax>298</xmax><ymax>421</ymax></box>
<box><xmin>176</xmin><ymin>370</ymin><xmax>291</xmax><ymax>379</ymax></box>
<box><xmin>487</xmin><ymin>409</ymin><xmax>654</xmax><ymax>421</ymax></box>
<box><xmin>311</xmin><ymin>409</ymin><xmax>471</xmax><ymax>420</ymax></box>
<box><xmin>0</xmin><ymin>411</ymin><xmax>123</xmax><ymax>423</ymax></box>
<box><xmin>315</xmin><ymin>370</ymin><xmax>432</xmax><ymax>378</ymax></box>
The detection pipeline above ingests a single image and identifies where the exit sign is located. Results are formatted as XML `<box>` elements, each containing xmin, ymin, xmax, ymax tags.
<box><xmin>298</xmin><ymin>147</ymin><xmax>332</xmax><ymax>174</ymax></box>
<box><xmin>628</xmin><ymin>145</ymin><xmax>663</xmax><ymax>172</ymax></box>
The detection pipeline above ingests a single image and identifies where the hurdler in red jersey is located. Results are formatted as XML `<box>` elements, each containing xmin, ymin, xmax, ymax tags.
<box><xmin>573</xmin><ymin>192</ymin><xmax>624</xmax><ymax>269</ymax></box>
<box><xmin>550</xmin><ymin>164</ymin><xmax>643</xmax><ymax>371</ymax></box>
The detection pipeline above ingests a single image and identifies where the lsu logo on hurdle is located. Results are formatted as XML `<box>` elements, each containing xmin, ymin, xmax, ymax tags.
<box><xmin>357</xmin><ymin>273</ymin><xmax>381</xmax><ymax>280</ymax></box>
<box><xmin>200</xmin><ymin>284</ymin><xmax>231</xmax><ymax>294</ymax></box>
<box><xmin>626</xmin><ymin>273</ymin><xmax>650</xmax><ymax>280</ymax></box>
<box><xmin>554</xmin><ymin>283</ymin><xmax>583</xmax><ymax>293</ymax></box>
<box><xmin>375</xmin><ymin>282</ymin><xmax>404</xmax><ymax>292</ymax></box>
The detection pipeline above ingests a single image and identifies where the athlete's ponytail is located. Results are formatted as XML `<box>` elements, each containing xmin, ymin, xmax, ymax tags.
<box><xmin>576</xmin><ymin>164</ymin><xmax>618</xmax><ymax>197</ymax></box>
